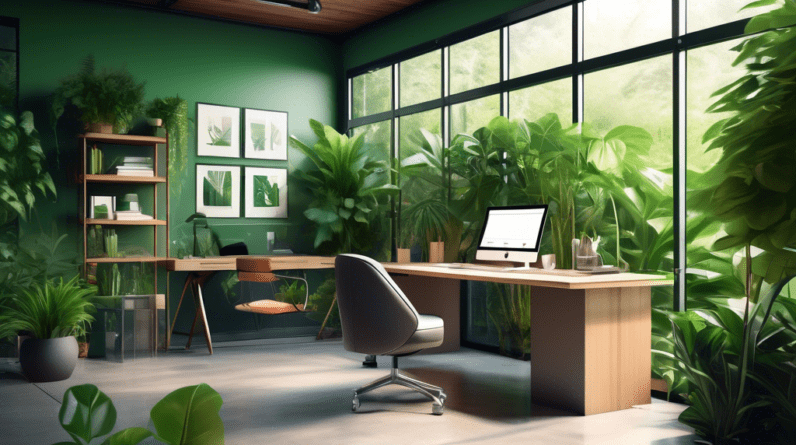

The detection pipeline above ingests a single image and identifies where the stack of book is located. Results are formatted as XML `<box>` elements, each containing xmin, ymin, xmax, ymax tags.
<box><xmin>116</xmin><ymin>156</ymin><xmax>154</xmax><ymax>176</ymax></box>
<box><xmin>115</xmin><ymin>209</ymin><xmax>154</xmax><ymax>221</ymax></box>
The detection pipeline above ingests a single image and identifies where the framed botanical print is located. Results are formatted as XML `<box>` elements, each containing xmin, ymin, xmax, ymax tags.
<box><xmin>197</xmin><ymin>103</ymin><xmax>241</xmax><ymax>158</ymax></box>
<box><xmin>196</xmin><ymin>164</ymin><xmax>241</xmax><ymax>218</ymax></box>
<box><xmin>243</xmin><ymin>108</ymin><xmax>288</xmax><ymax>160</ymax></box>
<box><xmin>244</xmin><ymin>167</ymin><xmax>287</xmax><ymax>218</ymax></box>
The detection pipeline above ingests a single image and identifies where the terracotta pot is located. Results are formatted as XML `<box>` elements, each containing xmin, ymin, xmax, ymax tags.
<box><xmin>396</xmin><ymin>248</ymin><xmax>411</xmax><ymax>263</ymax></box>
<box><xmin>19</xmin><ymin>336</ymin><xmax>79</xmax><ymax>382</ymax></box>
<box><xmin>86</xmin><ymin>122</ymin><xmax>113</xmax><ymax>134</ymax></box>
<box><xmin>78</xmin><ymin>341</ymin><xmax>89</xmax><ymax>358</ymax></box>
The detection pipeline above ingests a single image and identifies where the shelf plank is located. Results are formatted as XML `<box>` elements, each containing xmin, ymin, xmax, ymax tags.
<box><xmin>79</xmin><ymin>133</ymin><xmax>167</xmax><ymax>145</ymax></box>
<box><xmin>87</xmin><ymin>257</ymin><xmax>166</xmax><ymax>263</ymax></box>
<box><xmin>85</xmin><ymin>219</ymin><xmax>167</xmax><ymax>226</ymax></box>
<box><xmin>84</xmin><ymin>174</ymin><xmax>166</xmax><ymax>184</ymax></box>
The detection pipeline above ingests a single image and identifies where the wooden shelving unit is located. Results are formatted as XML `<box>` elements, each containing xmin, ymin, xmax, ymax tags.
<box><xmin>79</xmin><ymin>131</ymin><xmax>170</xmax><ymax>285</ymax></box>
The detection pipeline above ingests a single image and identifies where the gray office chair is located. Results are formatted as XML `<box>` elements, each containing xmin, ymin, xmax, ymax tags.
<box><xmin>335</xmin><ymin>254</ymin><xmax>447</xmax><ymax>415</ymax></box>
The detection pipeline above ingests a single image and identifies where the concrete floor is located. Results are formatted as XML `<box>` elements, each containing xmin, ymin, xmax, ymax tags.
<box><xmin>0</xmin><ymin>340</ymin><xmax>696</xmax><ymax>444</ymax></box>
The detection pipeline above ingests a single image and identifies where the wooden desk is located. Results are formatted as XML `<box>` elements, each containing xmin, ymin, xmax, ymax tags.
<box><xmin>159</xmin><ymin>256</ymin><xmax>335</xmax><ymax>353</ymax></box>
<box><xmin>381</xmin><ymin>262</ymin><xmax>672</xmax><ymax>416</ymax></box>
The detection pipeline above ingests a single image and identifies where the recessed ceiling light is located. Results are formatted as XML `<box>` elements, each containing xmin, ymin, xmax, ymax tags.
<box><xmin>253</xmin><ymin>0</ymin><xmax>322</xmax><ymax>14</ymax></box>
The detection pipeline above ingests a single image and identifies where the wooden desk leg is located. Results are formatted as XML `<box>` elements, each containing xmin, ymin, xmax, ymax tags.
<box><xmin>530</xmin><ymin>286</ymin><xmax>651</xmax><ymax>415</ymax></box>
<box><xmin>169</xmin><ymin>275</ymin><xmax>193</xmax><ymax>349</ymax></box>
<box><xmin>390</xmin><ymin>275</ymin><xmax>460</xmax><ymax>354</ymax></box>
<box><xmin>195</xmin><ymin>279</ymin><xmax>213</xmax><ymax>355</ymax></box>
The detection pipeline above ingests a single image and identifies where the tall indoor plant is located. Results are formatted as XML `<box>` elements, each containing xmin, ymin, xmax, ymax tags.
<box><xmin>0</xmin><ymin>275</ymin><xmax>96</xmax><ymax>382</ymax></box>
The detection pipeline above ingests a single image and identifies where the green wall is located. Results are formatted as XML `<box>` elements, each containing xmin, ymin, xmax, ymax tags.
<box><xmin>342</xmin><ymin>0</ymin><xmax>539</xmax><ymax>71</ymax></box>
<box><xmin>1</xmin><ymin>0</ymin><xmax>341</xmax><ymax>338</ymax></box>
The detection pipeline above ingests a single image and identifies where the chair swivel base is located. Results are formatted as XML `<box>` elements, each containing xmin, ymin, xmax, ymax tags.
<box><xmin>352</xmin><ymin>366</ymin><xmax>446</xmax><ymax>415</ymax></box>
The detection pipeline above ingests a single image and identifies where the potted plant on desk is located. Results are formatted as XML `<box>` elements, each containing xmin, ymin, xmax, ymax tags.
<box><xmin>0</xmin><ymin>275</ymin><xmax>96</xmax><ymax>382</ymax></box>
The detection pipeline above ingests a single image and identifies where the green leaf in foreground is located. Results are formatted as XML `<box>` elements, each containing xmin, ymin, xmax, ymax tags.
<box><xmin>150</xmin><ymin>383</ymin><xmax>224</xmax><ymax>445</ymax></box>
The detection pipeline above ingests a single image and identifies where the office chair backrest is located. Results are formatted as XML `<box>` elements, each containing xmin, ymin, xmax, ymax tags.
<box><xmin>335</xmin><ymin>254</ymin><xmax>419</xmax><ymax>355</ymax></box>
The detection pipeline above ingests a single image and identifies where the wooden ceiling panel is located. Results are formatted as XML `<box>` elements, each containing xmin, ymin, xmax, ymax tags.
<box><xmin>116</xmin><ymin>0</ymin><xmax>428</xmax><ymax>34</ymax></box>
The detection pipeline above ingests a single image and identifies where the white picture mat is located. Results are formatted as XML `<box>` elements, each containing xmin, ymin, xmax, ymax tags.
<box><xmin>244</xmin><ymin>109</ymin><xmax>288</xmax><ymax>160</ymax></box>
<box><xmin>245</xmin><ymin>167</ymin><xmax>288</xmax><ymax>218</ymax></box>
<box><xmin>197</xmin><ymin>103</ymin><xmax>241</xmax><ymax>158</ymax></box>
<box><xmin>90</xmin><ymin>196</ymin><xmax>115</xmax><ymax>219</ymax></box>
<box><xmin>196</xmin><ymin>165</ymin><xmax>241</xmax><ymax>218</ymax></box>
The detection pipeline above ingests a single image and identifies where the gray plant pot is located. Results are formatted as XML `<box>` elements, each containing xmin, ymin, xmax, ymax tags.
<box><xmin>19</xmin><ymin>337</ymin><xmax>79</xmax><ymax>383</ymax></box>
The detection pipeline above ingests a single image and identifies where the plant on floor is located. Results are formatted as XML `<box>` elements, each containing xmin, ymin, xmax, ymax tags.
<box><xmin>487</xmin><ymin>283</ymin><xmax>531</xmax><ymax>359</ymax></box>
<box><xmin>54</xmin><ymin>383</ymin><xmax>224</xmax><ymax>445</ymax></box>
<box><xmin>0</xmin><ymin>274</ymin><xmax>96</xmax><ymax>340</ymax></box>
<box><xmin>659</xmin><ymin>275</ymin><xmax>796</xmax><ymax>444</ymax></box>
<box><xmin>147</xmin><ymin>96</ymin><xmax>191</xmax><ymax>199</ymax></box>
<box><xmin>51</xmin><ymin>55</ymin><xmax>145</xmax><ymax>134</ymax></box>
<box><xmin>289</xmin><ymin>119</ymin><xmax>398</xmax><ymax>255</ymax></box>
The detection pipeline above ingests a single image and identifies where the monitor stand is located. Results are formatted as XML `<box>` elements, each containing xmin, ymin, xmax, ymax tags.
<box><xmin>503</xmin><ymin>262</ymin><xmax>532</xmax><ymax>271</ymax></box>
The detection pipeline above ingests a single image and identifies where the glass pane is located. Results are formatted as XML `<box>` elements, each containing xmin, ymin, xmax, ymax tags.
<box><xmin>584</xmin><ymin>0</ymin><xmax>671</xmax><ymax>59</ymax></box>
<box><xmin>687</xmin><ymin>39</ymin><xmax>746</xmax><ymax>176</ymax></box>
<box><xmin>0</xmin><ymin>25</ymin><xmax>15</xmax><ymax>51</ymax></box>
<box><xmin>351</xmin><ymin>66</ymin><xmax>391</xmax><ymax>119</ymax></box>
<box><xmin>450</xmin><ymin>31</ymin><xmax>500</xmax><ymax>95</ymax></box>
<box><xmin>399</xmin><ymin>109</ymin><xmax>441</xmax><ymax>157</ymax></box>
<box><xmin>585</xmin><ymin>56</ymin><xmax>673</xmax><ymax>170</ymax></box>
<box><xmin>0</xmin><ymin>52</ymin><xmax>16</xmax><ymax>110</ymax></box>
<box><xmin>398</xmin><ymin>110</ymin><xmax>443</xmax><ymax>258</ymax></box>
<box><xmin>509</xmin><ymin>78</ymin><xmax>572</xmax><ymax>125</ymax></box>
<box><xmin>351</xmin><ymin>120</ymin><xmax>392</xmax><ymax>184</ymax></box>
<box><xmin>450</xmin><ymin>95</ymin><xmax>500</xmax><ymax>137</ymax></box>
<box><xmin>509</xmin><ymin>6</ymin><xmax>572</xmax><ymax>78</ymax></box>
<box><xmin>400</xmin><ymin>50</ymin><xmax>441</xmax><ymax>108</ymax></box>
<box><xmin>688</xmin><ymin>0</ymin><xmax>777</xmax><ymax>33</ymax></box>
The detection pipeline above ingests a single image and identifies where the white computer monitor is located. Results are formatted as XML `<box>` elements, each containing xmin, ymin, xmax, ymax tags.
<box><xmin>475</xmin><ymin>205</ymin><xmax>548</xmax><ymax>269</ymax></box>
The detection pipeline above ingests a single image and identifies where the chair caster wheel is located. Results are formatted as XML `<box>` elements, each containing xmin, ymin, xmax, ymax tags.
<box><xmin>438</xmin><ymin>392</ymin><xmax>447</xmax><ymax>403</ymax></box>
<box><xmin>432</xmin><ymin>403</ymin><xmax>444</xmax><ymax>415</ymax></box>
<box><xmin>352</xmin><ymin>396</ymin><xmax>360</xmax><ymax>412</ymax></box>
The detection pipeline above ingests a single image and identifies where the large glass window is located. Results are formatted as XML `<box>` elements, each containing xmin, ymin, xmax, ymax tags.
<box><xmin>509</xmin><ymin>6</ymin><xmax>571</xmax><ymax>78</ymax></box>
<box><xmin>585</xmin><ymin>55</ymin><xmax>673</xmax><ymax>170</ymax></box>
<box><xmin>584</xmin><ymin>0</ymin><xmax>671</xmax><ymax>59</ymax></box>
<box><xmin>451</xmin><ymin>95</ymin><xmax>500</xmax><ymax>137</ymax></box>
<box><xmin>352</xmin><ymin>120</ymin><xmax>392</xmax><ymax>182</ymax></box>
<box><xmin>352</xmin><ymin>66</ymin><xmax>391</xmax><ymax>119</ymax></box>
<box><xmin>509</xmin><ymin>78</ymin><xmax>572</xmax><ymax>124</ymax></box>
<box><xmin>399</xmin><ymin>109</ymin><xmax>441</xmax><ymax>156</ymax></box>
<box><xmin>449</xmin><ymin>31</ymin><xmax>500</xmax><ymax>94</ymax></box>
<box><xmin>400</xmin><ymin>50</ymin><xmax>441</xmax><ymax>108</ymax></box>
<box><xmin>688</xmin><ymin>0</ymin><xmax>777</xmax><ymax>32</ymax></box>
<box><xmin>686</xmin><ymin>39</ymin><xmax>746</xmax><ymax>176</ymax></box>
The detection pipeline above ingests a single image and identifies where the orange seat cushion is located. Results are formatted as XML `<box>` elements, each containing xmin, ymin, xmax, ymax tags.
<box><xmin>235</xmin><ymin>299</ymin><xmax>305</xmax><ymax>315</ymax></box>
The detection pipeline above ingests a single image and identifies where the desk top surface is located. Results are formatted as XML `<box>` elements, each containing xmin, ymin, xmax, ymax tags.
<box><xmin>382</xmin><ymin>262</ymin><xmax>672</xmax><ymax>290</ymax></box>
<box><xmin>159</xmin><ymin>255</ymin><xmax>335</xmax><ymax>272</ymax></box>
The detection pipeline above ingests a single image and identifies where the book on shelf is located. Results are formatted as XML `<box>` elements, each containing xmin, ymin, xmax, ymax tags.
<box><xmin>90</xmin><ymin>196</ymin><xmax>115</xmax><ymax>219</ymax></box>
<box><xmin>122</xmin><ymin>156</ymin><xmax>152</xmax><ymax>164</ymax></box>
<box><xmin>116</xmin><ymin>169</ymin><xmax>155</xmax><ymax>176</ymax></box>
<box><xmin>90</xmin><ymin>145</ymin><xmax>104</xmax><ymax>174</ymax></box>
<box><xmin>115</xmin><ymin>210</ymin><xmax>154</xmax><ymax>221</ymax></box>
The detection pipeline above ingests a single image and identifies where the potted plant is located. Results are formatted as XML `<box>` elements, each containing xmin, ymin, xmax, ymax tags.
<box><xmin>0</xmin><ymin>274</ymin><xmax>96</xmax><ymax>382</ymax></box>
<box><xmin>51</xmin><ymin>55</ymin><xmax>145</xmax><ymax>135</ymax></box>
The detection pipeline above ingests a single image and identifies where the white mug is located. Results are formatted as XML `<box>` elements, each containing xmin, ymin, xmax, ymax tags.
<box><xmin>541</xmin><ymin>254</ymin><xmax>556</xmax><ymax>270</ymax></box>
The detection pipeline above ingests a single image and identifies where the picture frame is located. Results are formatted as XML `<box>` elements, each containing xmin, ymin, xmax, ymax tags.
<box><xmin>243</xmin><ymin>108</ymin><xmax>288</xmax><ymax>160</ymax></box>
<box><xmin>197</xmin><ymin>103</ymin><xmax>241</xmax><ymax>158</ymax></box>
<box><xmin>245</xmin><ymin>167</ymin><xmax>288</xmax><ymax>218</ymax></box>
<box><xmin>196</xmin><ymin>164</ymin><xmax>241</xmax><ymax>218</ymax></box>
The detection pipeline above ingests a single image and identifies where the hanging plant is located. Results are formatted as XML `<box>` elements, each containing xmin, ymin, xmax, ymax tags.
<box><xmin>147</xmin><ymin>96</ymin><xmax>190</xmax><ymax>199</ymax></box>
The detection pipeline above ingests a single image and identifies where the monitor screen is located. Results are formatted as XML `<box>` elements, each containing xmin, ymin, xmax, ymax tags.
<box><xmin>475</xmin><ymin>205</ymin><xmax>548</xmax><ymax>266</ymax></box>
